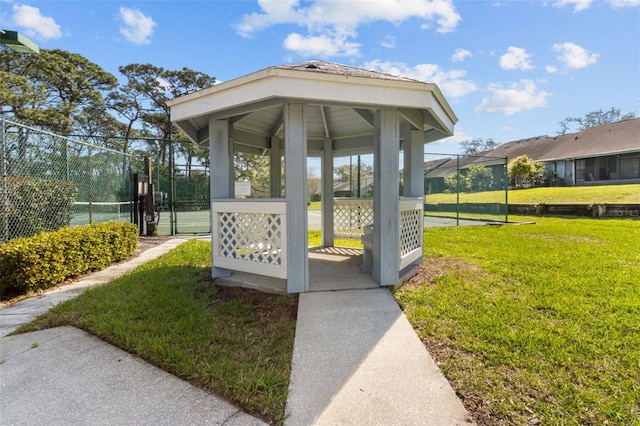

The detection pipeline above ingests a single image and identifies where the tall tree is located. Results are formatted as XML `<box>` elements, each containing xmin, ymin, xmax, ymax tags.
<box><xmin>0</xmin><ymin>47</ymin><xmax>117</xmax><ymax>134</ymax></box>
<box><xmin>460</xmin><ymin>137</ymin><xmax>497</xmax><ymax>155</ymax></box>
<box><xmin>116</xmin><ymin>64</ymin><xmax>215</xmax><ymax>165</ymax></box>
<box><xmin>334</xmin><ymin>163</ymin><xmax>373</xmax><ymax>182</ymax></box>
<box><xmin>557</xmin><ymin>107</ymin><xmax>636</xmax><ymax>134</ymax></box>
<box><xmin>234</xmin><ymin>152</ymin><xmax>271</xmax><ymax>197</ymax></box>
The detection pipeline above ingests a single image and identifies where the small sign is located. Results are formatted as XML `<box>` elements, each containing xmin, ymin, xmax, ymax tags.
<box><xmin>235</xmin><ymin>181</ymin><xmax>251</xmax><ymax>196</ymax></box>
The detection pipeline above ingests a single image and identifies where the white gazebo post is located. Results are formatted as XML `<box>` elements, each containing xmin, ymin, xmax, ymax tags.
<box><xmin>321</xmin><ymin>138</ymin><xmax>334</xmax><ymax>247</ymax></box>
<box><xmin>403</xmin><ymin>125</ymin><xmax>425</xmax><ymax>198</ymax></box>
<box><xmin>270</xmin><ymin>136</ymin><xmax>282</xmax><ymax>198</ymax></box>
<box><xmin>373</xmin><ymin>109</ymin><xmax>400</xmax><ymax>285</ymax></box>
<box><xmin>284</xmin><ymin>103</ymin><xmax>309</xmax><ymax>293</ymax></box>
<box><xmin>209</xmin><ymin>117</ymin><xmax>233</xmax><ymax>278</ymax></box>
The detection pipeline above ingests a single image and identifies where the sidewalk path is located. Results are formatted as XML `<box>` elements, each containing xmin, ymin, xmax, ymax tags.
<box><xmin>0</xmin><ymin>326</ymin><xmax>266</xmax><ymax>426</ymax></box>
<box><xmin>0</xmin><ymin>238</ymin><xmax>268</xmax><ymax>426</ymax></box>
<box><xmin>285</xmin><ymin>289</ymin><xmax>473</xmax><ymax>425</ymax></box>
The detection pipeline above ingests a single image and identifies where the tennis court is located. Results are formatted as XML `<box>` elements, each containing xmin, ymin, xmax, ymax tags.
<box><xmin>69</xmin><ymin>203</ymin><xmax>498</xmax><ymax>236</ymax></box>
<box><xmin>70</xmin><ymin>202</ymin><xmax>133</xmax><ymax>227</ymax></box>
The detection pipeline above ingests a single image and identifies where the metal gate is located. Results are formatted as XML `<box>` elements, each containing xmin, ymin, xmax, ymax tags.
<box><xmin>155</xmin><ymin>163</ymin><xmax>210</xmax><ymax>235</ymax></box>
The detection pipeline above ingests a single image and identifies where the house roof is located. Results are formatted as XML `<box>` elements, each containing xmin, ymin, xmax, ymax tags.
<box><xmin>484</xmin><ymin>118</ymin><xmax>640</xmax><ymax>162</ymax></box>
<box><xmin>333</xmin><ymin>175</ymin><xmax>375</xmax><ymax>193</ymax></box>
<box><xmin>167</xmin><ymin>60</ymin><xmax>458</xmax><ymax>157</ymax></box>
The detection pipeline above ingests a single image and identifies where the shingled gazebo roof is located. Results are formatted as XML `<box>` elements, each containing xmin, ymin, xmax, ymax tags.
<box><xmin>274</xmin><ymin>60</ymin><xmax>423</xmax><ymax>83</ymax></box>
<box><xmin>168</xmin><ymin>60</ymin><xmax>458</xmax><ymax>156</ymax></box>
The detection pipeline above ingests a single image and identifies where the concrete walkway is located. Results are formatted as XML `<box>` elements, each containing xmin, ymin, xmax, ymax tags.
<box><xmin>1</xmin><ymin>238</ymin><xmax>473</xmax><ymax>425</ymax></box>
<box><xmin>285</xmin><ymin>289</ymin><xmax>473</xmax><ymax>425</ymax></box>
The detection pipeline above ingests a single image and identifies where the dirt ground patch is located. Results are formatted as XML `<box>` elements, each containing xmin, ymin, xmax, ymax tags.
<box><xmin>402</xmin><ymin>256</ymin><xmax>484</xmax><ymax>291</ymax></box>
<box><xmin>213</xmin><ymin>285</ymin><xmax>298</xmax><ymax>321</ymax></box>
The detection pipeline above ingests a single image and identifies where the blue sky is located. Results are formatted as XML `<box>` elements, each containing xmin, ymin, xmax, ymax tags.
<box><xmin>1</xmin><ymin>0</ymin><xmax>639</xmax><ymax>160</ymax></box>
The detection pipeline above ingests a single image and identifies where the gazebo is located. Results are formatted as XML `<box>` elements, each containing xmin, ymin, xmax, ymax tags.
<box><xmin>167</xmin><ymin>61</ymin><xmax>457</xmax><ymax>294</ymax></box>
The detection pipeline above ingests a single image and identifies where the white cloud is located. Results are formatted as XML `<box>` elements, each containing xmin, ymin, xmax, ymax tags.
<box><xmin>11</xmin><ymin>4</ymin><xmax>61</xmax><ymax>40</ymax></box>
<box><xmin>474</xmin><ymin>80</ymin><xmax>550</xmax><ymax>115</ymax></box>
<box><xmin>380</xmin><ymin>35</ymin><xmax>396</xmax><ymax>49</ymax></box>
<box><xmin>118</xmin><ymin>7</ymin><xmax>157</xmax><ymax>45</ymax></box>
<box><xmin>609</xmin><ymin>0</ymin><xmax>640</xmax><ymax>7</ymax></box>
<box><xmin>552</xmin><ymin>42</ymin><xmax>599</xmax><ymax>69</ymax></box>
<box><xmin>364</xmin><ymin>60</ymin><xmax>478</xmax><ymax>99</ymax></box>
<box><xmin>284</xmin><ymin>32</ymin><xmax>360</xmax><ymax>57</ymax></box>
<box><xmin>499</xmin><ymin>46</ymin><xmax>534</xmax><ymax>71</ymax></box>
<box><xmin>552</xmin><ymin>0</ymin><xmax>593</xmax><ymax>12</ymax></box>
<box><xmin>545</xmin><ymin>65</ymin><xmax>558</xmax><ymax>73</ymax></box>
<box><xmin>553</xmin><ymin>0</ymin><xmax>640</xmax><ymax>8</ymax></box>
<box><xmin>235</xmin><ymin>0</ymin><xmax>461</xmax><ymax>57</ymax></box>
<box><xmin>156</xmin><ymin>77</ymin><xmax>172</xmax><ymax>93</ymax></box>
<box><xmin>451</xmin><ymin>48</ymin><xmax>472</xmax><ymax>62</ymax></box>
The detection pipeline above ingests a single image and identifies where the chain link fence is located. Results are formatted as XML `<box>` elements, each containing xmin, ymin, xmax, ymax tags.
<box><xmin>155</xmin><ymin>163</ymin><xmax>210</xmax><ymax>235</ymax></box>
<box><xmin>1</xmin><ymin>117</ymin><xmax>137</xmax><ymax>243</ymax></box>
<box><xmin>424</xmin><ymin>152</ymin><xmax>509</xmax><ymax>224</ymax></box>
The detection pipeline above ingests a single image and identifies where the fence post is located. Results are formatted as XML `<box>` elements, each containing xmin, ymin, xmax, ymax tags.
<box><xmin>1</xmin><ymin>116</ymin><xmax>7</xmax><ymax>242</ymax></box>
<box><xmin>504</xmin><ymin>156</ymin><xmax>509</xmax><ymax>223</ymax></box>
<box><xmin>456</xmin><ymin>154</ymin><xmax>460</xmax><ymax>226</ymax></box>
<box><xmin>88</xmin><ymin>145</ymin><xmax>93</xmax><ymax>223</ymax></box>
<box><xmin>169</xmin><ymin>138</ymin><xmax>176</xmax><ymax>235</ymax></box>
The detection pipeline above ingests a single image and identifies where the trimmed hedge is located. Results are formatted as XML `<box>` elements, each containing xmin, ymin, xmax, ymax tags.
<box><xmin>0</xmin><ymin>222</ymin><xmax>138</xmax><ymax>299</ymax></box>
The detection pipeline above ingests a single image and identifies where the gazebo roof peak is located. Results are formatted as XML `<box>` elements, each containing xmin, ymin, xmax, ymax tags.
<box><xmin>271</xmin><ymin>60</ymin><xmax>423</xmax><ymax>84</ymax></box>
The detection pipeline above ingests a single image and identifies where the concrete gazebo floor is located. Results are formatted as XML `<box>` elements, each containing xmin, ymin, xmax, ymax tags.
<box><xmin>216</xmin><ymin>247</ymin><xmax>379</xmax><ymax>294</ymax></box>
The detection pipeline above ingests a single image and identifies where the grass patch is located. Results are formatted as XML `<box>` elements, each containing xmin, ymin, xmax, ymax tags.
<box><xmin>308</xmin><ymin>201</ymin><xmax>321</xmax><ymax>210</ymax></box>
<box><xmin>19</xmin><ymin>239</ymin><xmax>297</xmax><ymax>425</ymax></box>
<box><xmin>394</xmin><ymin>216</ymin><xmax>640</xmax><ymax>425</ymax></box>
<box><xmin>426</xmin><ymin>183</ymin><xmax>640</xmax><ymax>204</ymax></box>
<box><xmin>308</xmin><ymin>230</ymin><xmax>363</xmax><ymax>248</ymax></box>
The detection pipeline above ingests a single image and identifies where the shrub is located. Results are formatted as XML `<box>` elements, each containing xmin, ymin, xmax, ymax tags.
<box><xmin>444</xmin><ymin>173</ymin><xmax>471</xmax><ymax>193</ymax></box>
<box><xmin>2</xmin><ymin>176</ymin><xmax>78</xmax><ymax>240</ymax></box>
<box><xmin>0</xmin><ymin>221</ymin><xmax>138</xmax><ymax>299</ymax></box>
<box><xmin>467</xmin><ymin>165</ymin><xmax>493</xmax><ymax>192</ymax></box>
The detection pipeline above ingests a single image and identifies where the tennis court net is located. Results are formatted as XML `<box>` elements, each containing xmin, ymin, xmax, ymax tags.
<box><xmin>71</xmin><ymin>201</ymin><xmax>133</xmax><ymax>227</ymax></box>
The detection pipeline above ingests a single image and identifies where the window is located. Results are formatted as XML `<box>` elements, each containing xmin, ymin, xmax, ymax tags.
<box><xmin>620</xmin><ymin>156</ymin><xmax>640</xmax><ymax>179</ymax></box>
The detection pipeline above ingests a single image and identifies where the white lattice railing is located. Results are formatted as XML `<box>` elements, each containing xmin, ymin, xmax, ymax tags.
<box><xmin>211</xmin><ymin>200</ymin><xmax>287</xmax><ymax>279</ymax></box>
<box><xmin>399</xmin><ymin>197</ymin><xmax>424</xmax><ymax>270</ymax></box>
<box><xmin>334</xmin><ymin>198</ymin><xmax>374</xmax><ymax>239</ymax></box>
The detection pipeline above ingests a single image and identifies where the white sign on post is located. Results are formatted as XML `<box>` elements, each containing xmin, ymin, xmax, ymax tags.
<box><xmin>235</xmin><ymin>181</ymin><xmax>251</xmax><ymax>196</ymax></box>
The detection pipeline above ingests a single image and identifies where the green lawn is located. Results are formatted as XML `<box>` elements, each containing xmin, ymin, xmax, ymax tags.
<box><xmin>19</xmin><ymin>240</ymin><xmax>296</xmax><ymax>424</ymax></box>
<box><xmin>16</xmin><ymin>215</ymin><xmax>640</xmax><ymax>424</ymax></box>
<box><xmin>394</xmin><ymin>216</ymin><xmax>640</xmax><ymax>425</ymax></box>
<box><xmin>426</xmin><ymin>183</ymin><xmax>640</xmax><ymax>204</ymax></box>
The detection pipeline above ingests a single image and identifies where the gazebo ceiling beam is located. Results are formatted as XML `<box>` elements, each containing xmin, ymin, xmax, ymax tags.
<box><xmin>229</xmin><ymin>113</ymin><xmax>251</xmax><ymax>124</ymax></box>
<box><xmin>423</xmin><ymin>110</ymin><xmax>449</xmax><ymax>134</ymax></box>
<box><xmin>196</xmin><ymin>127</ymin><xmax>209</xmax><ymax>144</ymax></box>
<box><xmin>320</xmin><ymin>106</ymin><xmax>330</xmax><ymax>139</ymax></box>
<box><xmin>232</xmin><ymin>128</ymin><xmax>271</xmax><ymax>149</ymax></box>
<box><xmin>353</xmin><ymin>108</ymin><xmax>374</xmax><ymax>128</ymax></box>
<box><xmin>399</xmin><ymin>108</ymin><xmax>424</xmax><ymax>132</ymax></box>
<box><xmin>271</xmin><ymin>115</ymin><xmax>284</xmax><ymax>137</ymax></box>
<box><xmin>206</xmin><ymin>98</ymin><xmax>284</xmax><ymax>122</ymax></box>
<box><xmin>332</xmin><ymin>134</ymin><xmax>374</xmax><ymax>153</ymax></box>
<box><xmin>234</xmin><ymin>144</ymin><xmax>264</xmax><ymax>156</ymax></box>
<box><xmin>175</xmin><ymin>120</ymin><xmax>200</xmax><ymax>144</ymax></box>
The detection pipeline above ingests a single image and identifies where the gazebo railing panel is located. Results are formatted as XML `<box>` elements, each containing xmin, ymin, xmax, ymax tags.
<box><xmin>211</xmin><ymin>199</ymin><xmax>287</xmax><ymax>279</ymax></box>
<box><xmin>334</xmin><ymin>198</ymin><xmax>373</xmax><ymax>239</ymax></box>
<box><xmin>399</xmin><ymin>197</ymin><xmax>424</xmax><ymax>270</ymax></box>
